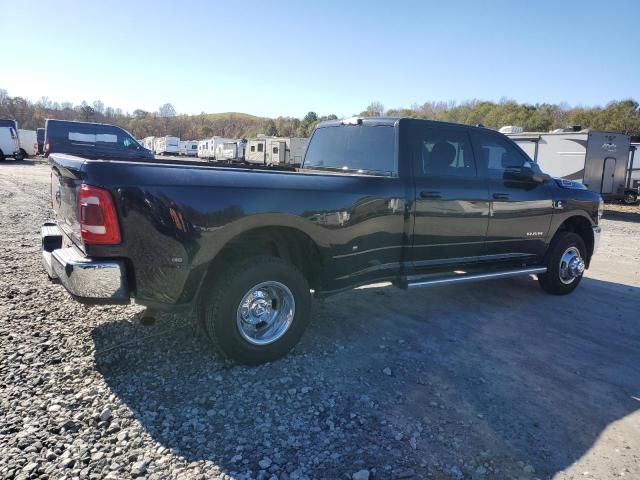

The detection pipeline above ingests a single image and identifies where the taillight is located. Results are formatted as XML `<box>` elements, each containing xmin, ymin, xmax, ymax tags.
<box><xmin>78</xmin><ymin>184</ymin><xmax>121</xmax><ymax>245</ymax></box>
<box><xmin>45</xmin><ymin>137</ymin><xmax>50</xmax><ymax>152</ymax></box>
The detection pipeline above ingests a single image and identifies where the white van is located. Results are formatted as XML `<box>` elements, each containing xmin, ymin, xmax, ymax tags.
<box><xmin>18</xmin><ymin>129</ymin><xmax>38</xmax><ymax>157</ymax></box>
<box><xmin>0</xmin><ymin>126</ymin><xmax>23</xmax><ymax>161</ymax></box>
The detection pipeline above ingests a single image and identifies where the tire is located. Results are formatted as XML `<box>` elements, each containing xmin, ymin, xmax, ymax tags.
<box><xmin>200</xmin><ymin>255</ymin><xmax>312</xmax><ymax>365</ymax></box>
<box><xmin>0</xmin><ymin>150</ymin><xmax>4</xmax><ymax>162</ymax></box>
<box><xmin>15</xmin><ymin>152</ymin><xmax>25</xmax><ymax>161</ymax></box>
<box><xmin>538</xmin><ymin>232</ymin><xmax>587</xmax><ymax>295</ymax></box>
<box><xmin>19</xmin><ymin>148</ymin><xmax>27</xmax><ymax>159</ymax></box>
<box><xmin>623</xmin><ymin>191</ymin><xmax>638</xmax><ymax>205</ymax></box>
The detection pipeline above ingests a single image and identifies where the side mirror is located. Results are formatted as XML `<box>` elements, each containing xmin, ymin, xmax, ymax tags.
<box><xmin>504</xmin><ymin>163</ymin><xmax>550</xmax><ymax>183</ymax></box>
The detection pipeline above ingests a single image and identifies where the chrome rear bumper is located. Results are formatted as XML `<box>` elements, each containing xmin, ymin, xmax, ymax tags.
<box><xmin>41</xmin><ymin>223</ymin><xmax>129</xmax><ymax>303</ymax></box>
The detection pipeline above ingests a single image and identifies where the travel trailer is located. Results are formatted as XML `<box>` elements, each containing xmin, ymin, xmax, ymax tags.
<box><xmin>506</xmin><ymin>128</ymin><xmax>632</xmax><ymax>202</ymax></box>
<box><xmin>179</xmin><ymin>140</ymin><xmax>198</xmax><ymax>156</ymax></box>
<box><xmin>141</xmin><ymin>136</ymin><xmax>156</xmax><ymax>152</ymax></box>
<box><xmin>215</xmin><ymin>140</ymin><xmax>246</xmax><ymax>160</ymax></box>
<box><xmin>18</xmin><ymin>129</ymin><xmax>38</xmax><ymax>156</ymax></box>
<box><xmin>197</xmin><ymin>137</ymin><xmax>236</xmax><ymax>160</ymax></box>
<box><xmin>154</xmin><ymin>136</ymin><xmax>180</xmax><ymax>155</ymax></box>
<box><xmin>245</xmin><ymin>136</ymin><xmax>307</xmax><ymax>165</ymax></box>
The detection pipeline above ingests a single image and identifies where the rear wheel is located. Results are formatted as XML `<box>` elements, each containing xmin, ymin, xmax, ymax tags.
<box><xmin>19</xmin><ymin>148</ymin><xmax>27</xmax><ymax>159</ymax></box>
<box><xmin>623</xmin><ymin>191</ymin><xmax>638</xmax><ymax>205</ymax></box>
<box><xmin>538</xmin><ymin>232</ymin><xmax>587</xmax><ymax>295</ymax></box>
<box><xmin>0</xmin><ymin>150</ymin><xmax>5</xmax><ymax>161</ymax></box>
<box><xmin>15</xmin><ymin>151</ymin><xmax>25</xmax><ymax>161</ymax></box>
<box><xmin>200</xmin><ymin>255</ymin><xmax>312</xmax><ymax>365</ymax></box>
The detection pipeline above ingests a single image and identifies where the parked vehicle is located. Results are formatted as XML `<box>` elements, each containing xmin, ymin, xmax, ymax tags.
<box><xmin>0</xmin><ymin>125</ymin><xmax>23</xmax><ymax>161</ymax></box>
<box><xmin>41</xmin><ymin>117</ymin><xmax>602</xmax><ymax>365</ymax></box>
<box><xmin>215</xmin><ymin>140</ymin><xmax>246</xmax><ymax>160</ymax></box>
<box><xmin>154</xmin><ymin>136</ymin><xmax>180</xmax><ymax>156</ymax></box>
<box><xmin>506</xmin><ymin>128</ymin><xmax>633</xmax><ymax>202</ymax></box>
<box><xmin>197</xmin><ymin>136</ymin><xmax>235</xmax><ymax>160</ymax></box>
<box><xmin>18</xmin><ymin>129</ymin><xmax>38</xmax><ymax>157</ymax></box>
<box><xmin>179</xmin><ymin>140</ymin><xmax>198</xmax><ymax>156</ymax></box>
<box><xmin>626</xmin><ymin>143</ymin><xmax>639</xmax><ymax>204</ymax></box>
<box><xmin>44</xmin><ymin>119</ymin><xmax>154</xmax><ymax>160</ymax></box>
<box><xmin>37</xmin><ymin>128</ymin><xmax>45</xmax><ymax>155</ymax></box>
<box><xmin>0</xmin><ymin>118</ymin><xmax>19</xmax><ymax>131</ymax></box>
<box><xmin>245</xmin><ymin>136</ymin><xmax>306</xmax><ymax>165</ymax></box>
<box><xmin>141</xmin><ymin>136</ymin><xmax>156</xmax><ymax>152</ymax></box>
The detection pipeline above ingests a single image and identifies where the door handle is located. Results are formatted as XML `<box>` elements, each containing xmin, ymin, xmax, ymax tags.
<box><xmin>492</xmin><ymin>192</ymin><xmax>510</xmax><ymax>200</ymax></box>
<box><xmin>420</xmin><ymin>191</ymin><xmax>442</xmax><ymax>199</ymax></box>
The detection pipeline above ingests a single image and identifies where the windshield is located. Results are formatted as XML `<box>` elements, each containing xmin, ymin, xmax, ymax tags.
<box><xmin>303</xmin><ymin>125</ymin><xmax>396</xmax><ymax>175</ymax></box>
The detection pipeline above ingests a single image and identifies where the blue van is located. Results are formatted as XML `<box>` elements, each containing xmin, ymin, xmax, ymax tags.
<box><xmin>36</xmin><ymin>128</ymin><xmax>45</xmax><ymax>154</ymax></box>
<box><xmin>44</xmin><ymin>119</ymin><xmax>154</xmax><ymax>160</ymax></box>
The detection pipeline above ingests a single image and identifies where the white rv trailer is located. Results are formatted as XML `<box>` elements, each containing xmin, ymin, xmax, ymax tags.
<box><xmin>179</xmin><ymin>140</ymin><xmax>198</xmax><ymax>156</ymax></box>
<box><xmin>214</xmin><ymin>140</ymin><xmax>247</xmax><ymax>160</ymax></box>
<box><xmin>197</xmin><ymin>136</ymin><xmax>236</xmax><ymax>160</ymax></box>
<box><xmin>245</xmin><ymin>136</ymin><xmax>307</xmax><ymax>165</ymax></box>
<box><xmin>18</xmin><ymin>129</ymin><xmax>37</xmax><ymax>156</ymax></box>
<box><xmin>506</xmin><ymin>129</ymin><xmax>632</xmax><ymax>202</ymax></box>
<box><xmin>154</xmin><ymin>136</ymin><xmax>180</xmax><ymax>155</ymax></box>
<box><xmin>142</xmin><ymin>136</ymin><xmax>156</xmax><ymax>152</ymax></box>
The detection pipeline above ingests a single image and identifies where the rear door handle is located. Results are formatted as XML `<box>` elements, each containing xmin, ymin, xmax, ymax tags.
<box><xmin>420</xmin><ymin>191</ymin><xmax>442</xmax><ymax>199</ymax></box>
<box><xmin>492</xmin><ymin>192</ymin><xmax>510</xmax><ymax>200</ymax></box>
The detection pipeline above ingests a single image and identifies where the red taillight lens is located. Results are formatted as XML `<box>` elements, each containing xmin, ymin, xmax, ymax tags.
<box><xmin>45</xmin><ymin>137</ymin><xmax>50</xmax><ymax>152</ymax></box>
<box><xmin>78</xmin><ymin>184</ymin><xmax>121</xmax><ymax>245</ymax></box>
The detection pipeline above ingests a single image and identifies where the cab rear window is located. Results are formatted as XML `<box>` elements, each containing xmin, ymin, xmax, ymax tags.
<box><xmin>304</xmin><ymin>125</ymin><xmax>396</xmax><ymax>175</ymax></box>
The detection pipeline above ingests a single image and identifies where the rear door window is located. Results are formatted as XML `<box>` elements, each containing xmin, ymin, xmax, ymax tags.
<box><xmin>413</xmin><ymin>125</ymin><xmax>476</xmax><ymax>177</ymax></box>
<box><xmin>303</xmin><ymin>125</ymin><xmax>396</xmax><ymax>175</ymax></box>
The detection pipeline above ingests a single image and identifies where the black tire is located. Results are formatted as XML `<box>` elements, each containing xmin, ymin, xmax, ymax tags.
<box><xmin>15</xmin><ymin>152</ymin><xmax>25</xmax><ymax>161</ymax></box>
<box><xmin>200</xmin><ymin>255</ymin><xmax>311</xmax><ymax>365</ymax></box>
<box><xmin>19</xmin><ymin>148</ymin><xmax>27</xmax><ymax>159</ymax></box>
<box><xmin>538</xmin><ymin>232</ymin><xmax>587</xmax><ymax>295</ymax></box>
<box><xmin>623</xmin><ymin>191</ymin><xmax>638</xmax><ymax>205</ymax></box>
<box><xmin>0</xmin><ymin>150</ymin><xmax>4</xmax><ymax>161</ymax></box>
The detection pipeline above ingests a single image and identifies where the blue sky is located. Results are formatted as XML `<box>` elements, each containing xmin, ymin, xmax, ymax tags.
<box><xmin>4</xmin><ymin>0</ymin><xmax>639</xmax><ymax>118</ymax></box>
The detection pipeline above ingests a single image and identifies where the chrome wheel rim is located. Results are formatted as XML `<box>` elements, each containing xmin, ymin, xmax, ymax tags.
<box><xmin>559</xmin><ymin>246</ymin><xmax>585</xmax><ymax>285</ymax></box>
<box><xmin>236</xmin><ymin>281</ymin><xmax>295</xmax><ymax>345</ymax></box>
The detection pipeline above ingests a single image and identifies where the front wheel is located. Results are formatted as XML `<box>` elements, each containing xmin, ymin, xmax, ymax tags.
<box><xmin>200</xmin><ymin>256</ymin><xmax>312</xmax><ymax>365</ymax></box>
<box><xmin>538</xmin><ymin>232</ymin><xmax>587</xmax><ymax>295</ymax></box>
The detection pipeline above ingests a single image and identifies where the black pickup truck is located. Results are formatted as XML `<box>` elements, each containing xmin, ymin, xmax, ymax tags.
<box><xmin>42</xmin><ymin>117</ymin><xmax>603</xmax><ymax>364</ymax></box>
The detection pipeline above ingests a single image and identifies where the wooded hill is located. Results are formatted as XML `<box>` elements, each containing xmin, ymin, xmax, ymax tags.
<box><xmin>1</xmin><ymin>89</ymin><xmax>638</xmax><ymax>140</ymax></box>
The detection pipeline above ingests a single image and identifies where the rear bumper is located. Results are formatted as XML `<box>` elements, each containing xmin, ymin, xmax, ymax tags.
<box><xmin>41</xmin><ymin>223</ymin><xmax>129</xmax><ymax>304</ymax></box>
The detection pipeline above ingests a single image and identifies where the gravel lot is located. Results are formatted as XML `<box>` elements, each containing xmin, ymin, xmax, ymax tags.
<box><xmin>1</xmin><ymin>160</ymin><xmax>639</xmax><ymax>480</ymax></box>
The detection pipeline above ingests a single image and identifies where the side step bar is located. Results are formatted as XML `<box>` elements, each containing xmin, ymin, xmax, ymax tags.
<box><xmin>400</xmin><ymin>267</ymin><xmax>547</xmax><ymax>289</ymax></box>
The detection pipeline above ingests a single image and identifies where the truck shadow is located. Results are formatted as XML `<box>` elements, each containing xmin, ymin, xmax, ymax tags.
<box><xmin>92</xmin><ymin>276</ymin><xmax>640</xmax><ymax>478</ymax></box>
<box><xmin>603</xmin><ymin>208</ymin><xmax>640</xmax><ymax>223</ymax></box>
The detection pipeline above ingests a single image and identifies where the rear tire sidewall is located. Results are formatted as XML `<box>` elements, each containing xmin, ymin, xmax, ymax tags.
<box><xmin>539</xmin><ymin>232</ymin><xmax>587</xmax><ymax>295</ymax></box>
<box><xmin>0</xmin><ymin>150</ymin><xmax>5</xmax><ymax>161</ymax></box>
<box><xmin>204</xmin><ymin>258</ymin><xmax>311</xmax><ymax>365</ymax></box>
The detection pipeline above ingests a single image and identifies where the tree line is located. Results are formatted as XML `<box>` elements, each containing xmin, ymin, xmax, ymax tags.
<box><xmin>1</xmin><ymin>88</ymin><xmax>638</xmax><ymax>140</ymax></box>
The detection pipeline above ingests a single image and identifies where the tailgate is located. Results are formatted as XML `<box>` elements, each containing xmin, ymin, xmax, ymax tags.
<box><xmin>50</xmin><ymin>154</ymin><xmax>86</xmax><ymax>250</ymax></box>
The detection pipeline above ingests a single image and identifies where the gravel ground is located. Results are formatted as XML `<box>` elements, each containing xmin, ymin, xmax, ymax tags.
<box><xmin>1</xmin><ymin>160</ymin><xmax>639</xmax><ymax>480</ymax></box>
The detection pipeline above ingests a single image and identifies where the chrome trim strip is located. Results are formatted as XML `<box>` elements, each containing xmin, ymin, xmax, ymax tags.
<box><xmin>405</xmin><ymin>267</ymin><xmax>547</xmax><ymax>289</ymax></box>
<box><xmin>592</xmin><ymin>225</ymin><xmax>601</xmax><ymax>255</ymax></box>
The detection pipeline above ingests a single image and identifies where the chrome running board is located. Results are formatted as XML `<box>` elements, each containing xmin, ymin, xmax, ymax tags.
<box><xmin>400</xmin><ymin>267</ymin><xmax>547</xmax><ymax>289</ymax></box>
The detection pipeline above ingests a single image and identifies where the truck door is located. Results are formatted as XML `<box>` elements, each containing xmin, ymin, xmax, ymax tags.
<box><xmin>601</xmin><ymin>157</ymin><xmax>616</xmax><ymax>194</ymax></box>
<box><xmin>471</xmin><ymin>130</ymin><xmax>553</xmax><ymax>261</ymax></box>
<box><xmin>408</xmin><ymin>122</ymin><xmax>490</xmax><ymax>267</ymax></box>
